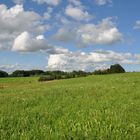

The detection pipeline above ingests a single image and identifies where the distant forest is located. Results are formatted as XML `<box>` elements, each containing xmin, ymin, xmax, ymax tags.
<box><xmin>0</xmin><ymin>64</ymin><xmax>125</xmax><ymax>81</ymax></box>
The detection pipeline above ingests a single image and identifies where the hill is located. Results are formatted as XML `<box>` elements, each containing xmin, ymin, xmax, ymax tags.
<box><xmin>0</xmin><ymin>73</ymin><xmax>140</xmax><ymax>139</ymax></box>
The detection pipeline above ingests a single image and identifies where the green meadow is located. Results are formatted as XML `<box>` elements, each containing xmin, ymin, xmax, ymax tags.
<box><xmin>0</xmin><ymin>73</ymin><xmax>140</xmax><ymax>139</ymax></box>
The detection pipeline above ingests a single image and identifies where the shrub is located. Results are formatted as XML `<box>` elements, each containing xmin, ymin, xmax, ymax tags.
<box><xmin>55</xmin><ymin>75</ymin><xmax>62</xmax><ymax>80</ymax></box>
<box><xmin>60</xmin><ymin>75</ymin><xmax>67</xmax><ymax>79</ymax></box>
<box><xmin>38</xmin><ymin>75</ymin><xmax>55</xmax><ymax>82</ymax></box>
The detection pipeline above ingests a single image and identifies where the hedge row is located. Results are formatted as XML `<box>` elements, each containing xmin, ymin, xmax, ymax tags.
<box><xmin>38</xmin><ymin>73</ymin><xmax>87</xmax><ymax>82</ymax></box>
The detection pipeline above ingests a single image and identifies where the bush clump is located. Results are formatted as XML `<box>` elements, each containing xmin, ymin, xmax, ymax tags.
<box><xmin>38</xmin><ymin>75</ymin><xmax>55</xmax><ymax>82</ymax></box>
<box><xmin>38</xmin><ymin>70</ymin><xmax>89</xmax><ymax>82</ymax></box>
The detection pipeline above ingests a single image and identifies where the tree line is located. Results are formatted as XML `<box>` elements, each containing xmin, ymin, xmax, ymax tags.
<box><xmin>0</xmin><ymin>69</ymin><xmax>90</xmax><ymax>78</ymax></box>
<box><xmin>0</xmin><ymin>64</ymin><xmax>125</xmax><ymax>81</ymax></box>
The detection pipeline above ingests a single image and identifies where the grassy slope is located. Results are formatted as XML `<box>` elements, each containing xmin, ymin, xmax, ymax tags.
<box><xmin>0</xmin><ymin>73</ymin><xmax>140</xmax><ymax>139</ymax></box>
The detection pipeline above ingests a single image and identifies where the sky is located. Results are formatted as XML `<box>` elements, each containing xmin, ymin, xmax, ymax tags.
<box><xmin>0</xmin><ymin>0</ymin><xmax>140</xmax><ymax>72</ymax></box>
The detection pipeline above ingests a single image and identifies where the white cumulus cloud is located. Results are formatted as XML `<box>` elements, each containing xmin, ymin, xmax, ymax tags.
<box><xmin>77</xmin><ymin>20</ymin><xmax>122</xmax><ymax>45</ymax></box>
<box><xmin>12</xmin><ymin>32</ymin><xmax>52</xmax><ymax>52</ymax></box>
<box><xmin>65</xmin><ymin>5</ymin><xmax>93</xmax><ymax>21</ymax></box>
<box><xmin>32</xmin><ymin>0</ymin><xmax>60</xmax><ymax>6</ymax></box>
<box><xmin>54</xmin><ymin>17</ymin><xmax>123</xmax><ymax>46</ymax></box>
<box><xmin>95</xmin><ymin>0</ymin><xmax>112</xmax><ymax>5</ymax></box>
<box><xmin>0</xmin><ymin>4</ymin><xmax>50</xmax><ymax>50</ymax></box>
<box><xmin>47</xmin><ymin>50</ymin><xmax>133</xmax><ymax>71</ymax></box>
<box><xmin>12</xmin><ymin>31</ymin><xmax>70</xmax><ymax>54</ymax></box>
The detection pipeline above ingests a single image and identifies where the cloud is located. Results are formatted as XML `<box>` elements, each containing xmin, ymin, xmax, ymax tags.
<box><xmin>54</xmin><ymin>17</ymin><xmax>123</xmax><ymax>46</ymax></box>
<box><xmin>69</xmin><ymin>0</ymin><xmax>81</xmax><ymax>6</ymax></box>
<box><xmin>46</xmin><ymin>47</ymin><xmax>70</xmax><ymax>54</ymax></box>
<box><xmin>0</xmin><ymin>4</ymin><xmax>41</xmax><ymax>33</ymax></box>
<box><xmin>12</xmin><ymin>32</ymin><xmax>52</xmax><ymax>52</ymax></box>
<box><xmin>12</xmin><ymin>0</ymin><xmax>24</xmax><ymax>4</ymax></box>
<box><xmin>0</xmin><ymin>63</ymin><xmax>46</xmax><ymax>73</ymax></box>
<box><xmin>0</xmin><ymin>64</ymin><xmax>21</xmax><ymax>72</ymax></box>
<box><xmin>12</xmin><ymin>31</ymin><xmax>70</xmax><ymax>54</ymax></box>
<box><xmin>47</xmin><ymin>50</ymin><xmax>133</xmax><ymax>71</ymax></box>
<box><xmin>43</xmin><ymin>12</ymin><xmax>51</xmax><ymax>20</ymax></box>
<box><xmin>43</xmin><ymin>7</ymin><xmax>53</xmax><ymax>20</ymax></box>
<box><xmin>95</xmin><ymin>0</ymin><xmax>112</xmax><ymax>6</ymax></box>
<box><xmin>65</xmin><ymin>5</ymin><xmax>93</xmax><ymax>21</ymax></box>
<box><xmin>54</xmin><ymin>25</ymin><xmax>77</xmax><ymax>42</ymax></box>
<box><xmin>0</xmin><ymin>4</ymin><xmax>50</xmax><ymax>50</ymax></box>
<box><xmin>133</xmin><ymin>20</ymin><xmax>140</xmax><ymax>29</ymax></box>
<box><xmin>1</xmin><ymin>50</ymin><xmax>139</xmax><ymax>72</ymax></box>
<box><xmin>133</xmin><ymin>54</ymin><xmax>140</xmax><ymax>64</ymax></box>
<box><xmin>77</xmin><ymin>19</ymin><xmax>122</xmax><ymax>46</ymax></box>
<box><xmin>0</xmin><ymin>64</ymin><xmax>31</xmax><ymax>73</ymax></box>
<box><xmin>32</xmin><ymin>0</ymin><xmax>60</xmax><ymax>6</ymax></box>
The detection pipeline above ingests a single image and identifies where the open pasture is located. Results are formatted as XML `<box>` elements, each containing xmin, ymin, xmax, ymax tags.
<box><xmin>0</xmin><ymin>73</ymin><xmax>140</xmax><ymax>139</ymax></box>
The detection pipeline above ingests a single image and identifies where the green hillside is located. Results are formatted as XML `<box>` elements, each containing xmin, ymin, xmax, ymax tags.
<box><xmin>0</xmin><ymin>73</ymin><xmax>140</xmax><ymax>139</ymax></box>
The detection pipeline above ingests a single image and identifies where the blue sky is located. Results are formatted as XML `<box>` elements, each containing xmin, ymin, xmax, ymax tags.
<box><xmin>0</xmin><ymin>0</ymin><xmax>140</xmax><ymax>72</ymax></box>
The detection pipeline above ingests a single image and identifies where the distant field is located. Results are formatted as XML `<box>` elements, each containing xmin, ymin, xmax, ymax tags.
<box><xmin>0</xmin><ymin>73</ymin><xmax>140</xmax><ymax>139</ymax></box>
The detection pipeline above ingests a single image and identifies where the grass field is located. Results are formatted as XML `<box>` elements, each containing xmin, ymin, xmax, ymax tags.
<box><xmin>0</xmin><ymin>73</ymin><xmax>140</xmax><ymax>139</ymax></box>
